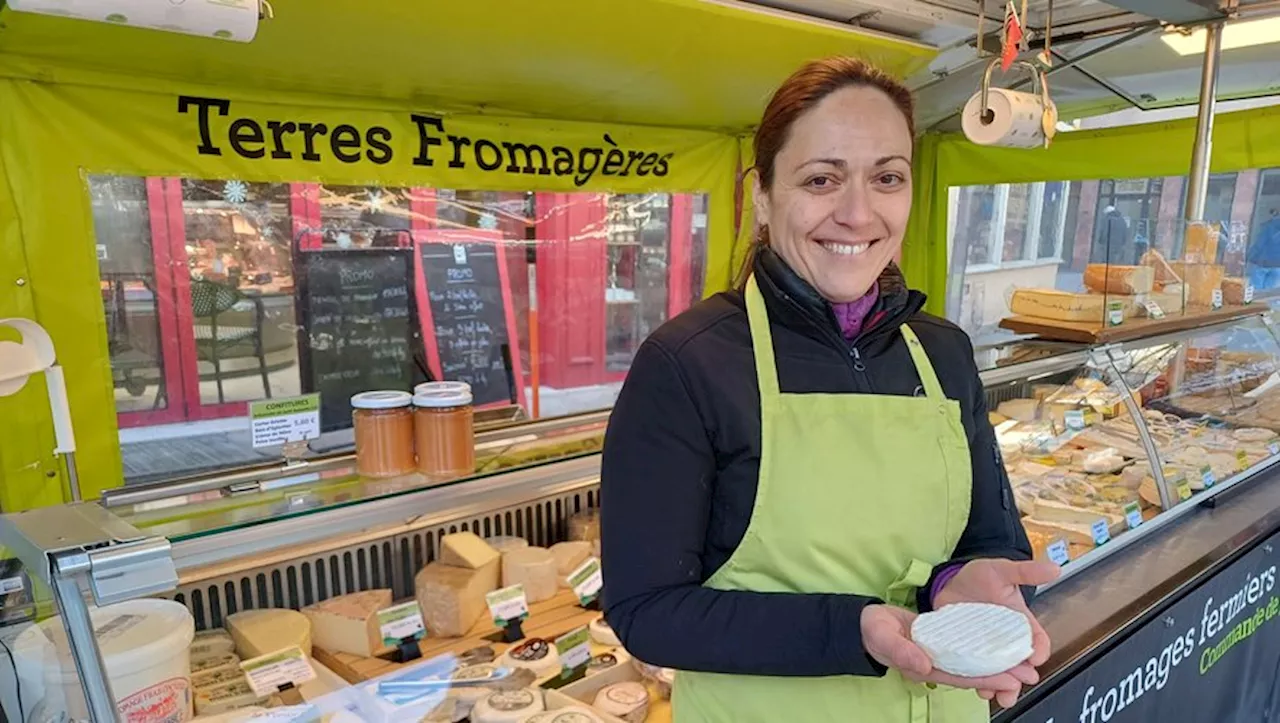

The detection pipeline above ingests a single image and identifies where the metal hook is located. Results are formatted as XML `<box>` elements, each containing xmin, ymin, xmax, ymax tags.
<box><xmin>978</xmin><ymin>58</ymin><xmax>1045</xmax><ymax>124</ymax></box>
<box><xmin>259</xmin><ymin>0</ymin><xmax>275</xmax><ymax>20</ymax></box>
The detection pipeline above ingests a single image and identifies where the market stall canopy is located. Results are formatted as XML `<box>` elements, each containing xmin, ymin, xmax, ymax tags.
<box><xmin>0</xmin><ymin>0</ymin><xmax>936</xmax><ymax>131</ymax></box>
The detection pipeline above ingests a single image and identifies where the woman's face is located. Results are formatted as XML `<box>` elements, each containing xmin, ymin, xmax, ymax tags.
<box><xmin>754</xmin><ymin>85</ymin><xmax>913</xmax><ymax>303</ymax></box>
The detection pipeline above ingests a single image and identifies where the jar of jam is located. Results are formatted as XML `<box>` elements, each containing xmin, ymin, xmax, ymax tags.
<box><xmin>414</xmin><ymin>382</ymin><xmax>476</xmax><ymax>481</ymax></box>
<box><xmin>351</xmin><ymin>391</ymin><xmax>416</xmax><ymax>478</ymax></box>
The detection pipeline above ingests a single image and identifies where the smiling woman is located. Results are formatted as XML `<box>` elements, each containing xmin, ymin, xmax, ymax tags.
<box><xmin>601</xmin><ymin>57</ymin><xmax>1059</xmax><ymax>722</ymax></box>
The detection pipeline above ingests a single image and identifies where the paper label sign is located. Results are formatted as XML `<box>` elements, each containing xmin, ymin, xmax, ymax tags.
<box><xmin>1107</xmin><ymin>301</ymin><xmax>1125</xmax><ymax>327</ymax></box>
<box><xmin>1144</xmin><ymin>300</ymin><xmax>1166</xmax><ymax>319</ymax></box>
<box><xmin>1064</xmin><ymin>410</ymin><xmax>1086</xmax><ymax>431</ymax></box>
<box><xmin>486</xmin><ymin>584</ymin><xmax>529</xmax><ymax>627</ymax></box>
<box><xmin>378</xmin><ymin>601</ymin><xmax>426</xmax><ymax>646</ymax></box>
<box><xmin>1201</xmin><ymin>465</ymin><xmax>1216</xmax><ymax>489</ymax></box>
<box><xmin>1047</xmin><ymin>539</ymin><xmax>1070</xmax><ymax>566</ymax></box>
<box><xmin>0</xmin><ymin>576</ymin><xmax>25</xmax><ymax>595</ymax></box>
<box><xmin>567</xmin><ymin>557</ymin><xmax>604</xmax><ymax>605</ymax></box>
<box><xmin>249</xmin><ymin>394</ymin><xmax>320</xmax><ymax>449</ymax></box>
<box><xmin>241</xmin><ymin>706</ymin><xmax>319</xmax><ymax>722</ymax></box>
<box><xmin>1124</xmin><ymin>502</ymin><xmax>1143</xmax><ymax>530</ymax></box>
<box><xmin>1092</xmin><ymin>519</ymin><xmax>1112</xmax><ymax>546</ymax></box>
<box><xmin>1212</xmin><ymin>289</ymin><xmax>1224</xmax><ymax>310</ymax></box>
<box><xmin>1177</xmin><ymin>480</ymin><xmax>1194</xmax><ymax>502</ymax></box>
<box><xmin>1238</xmin><ymin>449</ymin><xmax>1251</xmax><ymax>471</ymax></box>
<box><xmin>240</xmin><ymin>646</ymin><xmax>316</xmax><ymax>696</ymax></box>
<box><xmin>1246</xmin><ymin>284</ymin><xmax>1256</xmax><ymax>304</ymax></box>
<box><xmin>554</xmin><ymin>626</ymin><xmax>592</xmax><ymax>674</ymax></box>
<box><xmin>1269</xmin><ymin>442</ymin><xmax>1280</xmax><ymax>457</ymax></box>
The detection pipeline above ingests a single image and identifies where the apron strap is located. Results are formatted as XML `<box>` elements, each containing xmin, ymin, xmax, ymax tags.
<box><xmin>744</xmin><ymin>275</ymin><xmax>781</xmax><ymax>400</ymax></box>
<box><xmin>899</xmin><ymin>325</ymin><xmax>946</xmax><ymax>402</ymax></box>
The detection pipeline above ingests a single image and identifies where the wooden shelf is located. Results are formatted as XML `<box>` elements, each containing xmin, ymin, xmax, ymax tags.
<box><xmin>999</xmin><ymin>304</ymin><xmax>1264</xmax><ymax>345</ymax></box>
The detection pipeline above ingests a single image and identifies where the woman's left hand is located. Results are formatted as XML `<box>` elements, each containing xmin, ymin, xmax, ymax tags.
<box><xmin>934</xmin><ymin>559</ymin><xmax>1061</xmax><ymax>708</ymax></box>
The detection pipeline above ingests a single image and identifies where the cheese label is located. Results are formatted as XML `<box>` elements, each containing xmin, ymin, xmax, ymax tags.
<box><xmin>244</xmin><ymin>706</ymin><xmax>319</xmax><ymax>722</ymax></box>
<box><xmin>1063</xmin><ymin>410</ymin><xmax>1086</xmax><ymax>431</ymax></box>
<box><xmin>554</xmin><ymin>626</ymin><xmax>592</xmax><ymax>674</ymax></box>
<box><xmin>1124</xmin><ymin>502</ymin><xmax>1143</xmax><ymax>530</ymax></box>
<box><xmin>240</xmin><ymin>646</ymin><xmax>316</xmax><ymax>696</ymax></box>
<box><xmin>1177</xmin><ymin>480</ymin><xmax>1194</xmax><ymax>502</ymax></box>
<box><xmin>1201</xmin><ymin>465</ymin><xmax>1216</xmax><ymax>488</ymax></box>
<box><xmin>1047</xmin><ymin>539</ymin><xmax>1070</xmax><ymax>566</ymax></box>
<box><xmin>1269</xmin><ymin>442</ymin><xmax>1280</xmax><ymax>457</ymax></box>
<box><xmin>486</xmin><ymin>584</ymin><xmax>530</xmax><ymax>627</ymax></box>
<box><xmin>249</xmin><ymin>394</ymin><xmax>320</xmax><ymax>449</ymax></box>
<box><xmin>1246</xmin><ymin>284</ymin><xmax>1256</xmax><ymax>304</ymax></box>
<box><xmin>1237</xmin><ymin>449</ymin><xmax>1251</xmax><ymax>471</ymax></box>
<box><xmin>568</xmin><ymin>557</ymin><xmax>604</xmax><ymax>606</ymax></box>
<box><xmin>1212</xmin><ymin>289</ymin><xmax>1224</xmax><ymax>310</ymax></box>
<box><xmin>0</xmin><ymin>576</ymin><xmax>24</xmax><ymax>595</ymax></box>
<box><xmin>1144</xmin><ymin>299</ymin><xmax>1165</xmax><ymax>319</ymax></box>
<box><xmin>1091</xmin><ymin>519</ymin><xmax>1111</xmax><ymax>546</ymax></box>
<box><xmin>1106</xmin><ymin>300</ymin><xmax>1125</xmax><ymax>327</ymax></box>
<box><xmin>378</xmin><ymin>601</ymin><xmax>426</xmax><ymax>646</ymax></box>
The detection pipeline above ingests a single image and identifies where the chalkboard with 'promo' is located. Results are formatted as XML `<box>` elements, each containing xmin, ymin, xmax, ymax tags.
<box><xmin>418</xmin><ymin>241</ymin><xmax>515</xmax><ymax>407</ymax></box>
<box><xmin>298</xmin><ymin>249</ymin><xmax>419</xmax><ymax>431</ymax></box>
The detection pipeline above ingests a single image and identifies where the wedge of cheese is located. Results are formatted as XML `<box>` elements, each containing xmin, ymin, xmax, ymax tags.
<box><xmin>1141</xmin><ymin>249</ymin><xmax>1182</xmax><ymax>286</ymax></box>
<box><xmin>1009</xmin><ymin>289</ymin><xmax>1107</xmax><ymax>323</ymax></box>
<box><xmin>302</xmin><ymin>588</ymin><xmax>393</xmax><ymax>657</ymax></box>
<box><xmin>440</xmin><ymin>532</ymin><xmax>500</xmax><ymax>570</ymax></box>
<box><xmin>1084</xmin><ymin>264</ymin><xmax>1155</xmax><ymax>295</ymax></box>
<box><xmin>225</xmin><ymin>608</ymin><xmax>312</xmax><ymax>659</ymax></box>
<box><xmin>415</xmin><ymin>558</ymin><xmax>501</xmax><ymax>637</ymax></box>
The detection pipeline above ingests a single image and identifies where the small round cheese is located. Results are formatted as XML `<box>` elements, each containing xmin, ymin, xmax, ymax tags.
<box><xmin>592</xmin><ymin>682</ymin><xmax>650</xmax><ymax>722</ymax></box>
<box><xmin>459</xmin><ymin>645</ymin><xmax>498</xmax><ymax>665</ymax></box>
<box><xmin>586</xmin><ymin>648</ymin><xmax>631</xmax><ymax>675</ymax></box>
<box><xmin>487</xmin><ymin>536</ymin><xmax>530</xmax><ymax>554</ymax></box>
<box><xmin>473</xmin><ymin>689</ymin><xmax>545</xmax><ymax>723</ymax></box>
<box><xmin>499</xmin><ymin>637</ymin><xmax>560</xmax><ymax>676</ymax></box>
<box><xmin>911</xmin><ymin>603</ymin><xmax>1034</xmax><ymax>678</ymax></box>
<box><xmin>588</xmin><ymin>616</ymin><xmax>621</xmax><ymax>647</ymax></box>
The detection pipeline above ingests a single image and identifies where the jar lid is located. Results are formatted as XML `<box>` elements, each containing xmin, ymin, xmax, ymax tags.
<box><xmin>414</xmin><ymin>382</ymin><xmax>473</xmax><ymax>408</ymax></box>
<box><xmin>351</xmin><ymin>390</ymin><xmax>413</xmax><ymax>409</ymax></box>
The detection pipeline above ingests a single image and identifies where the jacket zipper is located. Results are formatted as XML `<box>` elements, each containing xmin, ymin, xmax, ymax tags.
<box><xmin>850</xmin><ymin>346</ymin><xmax>871</xmax><ymax>391</ymax></box>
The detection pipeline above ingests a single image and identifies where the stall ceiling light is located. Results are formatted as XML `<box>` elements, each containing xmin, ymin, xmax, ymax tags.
<box><xmin>1160</xmin><ymin>16</ymin><xmax>1280</xmax><ymax>55</ymax></box>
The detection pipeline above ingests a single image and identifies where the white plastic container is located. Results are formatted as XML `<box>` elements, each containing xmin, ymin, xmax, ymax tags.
<box><xmin>18</xmin><ymin>598</ymin><xmax>196</xmax><ymax>721</ymax></box>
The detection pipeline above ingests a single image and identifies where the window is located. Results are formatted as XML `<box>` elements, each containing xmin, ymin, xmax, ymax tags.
<box><xmin>955</xmin><ymin>185</ymin><xmax>1000</xmax><ymax>266</ymax></box>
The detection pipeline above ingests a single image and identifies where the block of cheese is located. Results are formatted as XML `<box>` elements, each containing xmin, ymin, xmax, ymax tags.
<box><xmin>485</xmin><ymin>536</ymin><xmax>530</xmax><ymax>554</ymax></box>
<box><xmin>191</xmin><ymin>651</ymin><xmax>240</xmax><ymax>678</ymax></box>
<box><xmin>1008</xmin><ymin>289</ymin><xmax>1106</xmax><ymax>323</ymax></box>
<box><xmin>192</xmin><ymin>664</ymin><xmax>246</xmax><ymax>691</ymax></box>
<box><xmin>1223</xmin><ymin>277</ymin><xmax>1249</xmax><ymax>305</ymax></box>
<box><xmin>301</xmin><ymin>588</ymin><xmax>393</xmax><ymax>657</ymax></box>
<box><xmin>473</xmin><ymin>689</ymin><xmax>545</xmax><ymax>723</ymax></box>
<box><xmin>190</xmin><ymin>629</ymin><xmax>237</xmax><ymax>661</ymax></box>
<box><xmin>567</xmin><ymin>509</ymin><xmax>601</xmax><ymax>544</ymax></box>
<box><xmin>194</xmin><ymin>679</ymin><xmax>269</xmax><ymax>716</ymax></box>
<box><xmin>550</xmin><ymin>541</ymin><xmax>593</xmax><ymax>585</ymax></box>
<box><xmin>593</xmin><ymin>682</ymin><xmax>651</xmax><ymax>723</ymax></box>
<box><xmin>1083</xmin><ymin>264</ymin><xmax>1154</xmax><ymax>295</ymax></box>
<box><xmin>995</xmin><ymin>398</ymin><xmax>1039</xmax><ymax>423</ymax></box>
<box><xmin>415</xmin><ymin>557</ymin><xmax>501</xmax><ymax>637</ymax></box>
<box><xmin>441</xmin><ymin>532</ymin><xmax>501</xmax><ymax>569</ymax></box>
<box><xmin>502</xmin><ymin>547</ymin><xmax>559</xmax><ymax>603</ymax></box>
<box><xmin>1141</xmin><ymin>249</ymin><xmax>1183</xmax><ymax>286</ymax></box>
<box><xmin>225</xmin><ymin>608</ymin><xmax>312</xmax><ymax>659</ymax></box>
<box><xmin>1183</xmin><ymin>221</ymin><xmax>1220</xmax><ymax>264</ymax></box>
<box><xmin>1170</xmin><ymin>263</ymin><xmax>1225</xmax><ymax>307</ymax></box>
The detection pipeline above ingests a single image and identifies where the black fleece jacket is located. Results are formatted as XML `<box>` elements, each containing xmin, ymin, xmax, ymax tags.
<box><xmin>600</xmin><ymin>250</ymin><xmax>1032</xmax><ymax>678</ymax></box>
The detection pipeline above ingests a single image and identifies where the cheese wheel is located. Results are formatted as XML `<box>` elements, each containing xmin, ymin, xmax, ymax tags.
<box><xmin>586</xmin><ymin>648</ymin><xmax>632</xmax><ymax>675</ymax></box>
<box><xmin>543</xmin><ymin>709</ymin><xmax>605</xmax><ymax>723</ymax></box>
<box><xmin>588</xmin><ymin>616</ymin><xmax>621</xmax><ymax>647</ymax></box>
<box><xmin>486</xmin><ymin>536</ymin><xmax>531</xmax><ymax>554</ymax></box>
<box><xmin>499</xmin><ymin>638</ymin><xmax>560</xmax><ymax>676</ymax></box>
<box><xmin>1009</xmin><ymin>289</ymin><xmax>1106</xmax><ymax>322</ymax></box>
<box><xmin>592</xmin><ymin>682</ymin><xmax>650</xmax><ymax>722</ymax></box>
<box><xmin>1083</xmin><ymin>264</ymin><xmax>1155</xmax><ymax>295</ymax></box>
<box><xmin>473</xmin><ymin>689</ymin><xmax>546</xmax><ymax>723</ymax></box>
<box><xmin>302</xmin><ymin>588</ymin><xmax>393</xmax><ymax>657</ymax></box>
<box><xmin>503</xmin><ymin>547</ymin><xmax>559</xmax><ymax>603</ymax></box>
<box><xmin>911</xmin><ymin>603</ymin><xmax>1033</xmax><ymax>678</ymax></box>
<box><xmin>225</xmin><ymin>608</ymin><xmax>313</xmax><ymax>658</ymax></box>
<box><xmin>549</xmin><ymin>541</ymin><xmax>593</xmax><ymax>585</ymax></box>
<box><xmin>416</xmin><ymin>557</ymin><xmax>502</xmax><ymax>637</ymax></box>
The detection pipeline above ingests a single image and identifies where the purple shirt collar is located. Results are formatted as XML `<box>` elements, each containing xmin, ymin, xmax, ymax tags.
<box><xmin>830</xmin><ymin>284</ymin><xmax>880</xmax><ymax>340</ymax></box>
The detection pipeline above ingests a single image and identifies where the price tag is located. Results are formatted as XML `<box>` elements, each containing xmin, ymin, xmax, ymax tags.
<box><xmin>1237</xmin><ymin>449</ymin><xmax>1251</xmax><ymax>472</ymax></box>
<box><xmin>1144</xmin><ymin>299</ymin><xmax>1166</xmax><ymax>319</ymax></box>
<box><xmin>240</xmin><ymin>646</ymin><xmax>316</xmax><ymax>697</ymax></box>
<box><xmin>1064</xmin><ymin>410</ymin><xmax>1086</xmax><ymax>431</ymax></box>
<box><xmin>554</xmin><ymin>626</ymin><xmax>592</xmax><ymax>674</ymax></box>
<box><xmin>567</xmin><ymin>557</ymin><xmax>604</xmax><ymax>606</ymax></box>
<box><xmin>452</xmin><ymin>244</ymin><xmax>468</xmax><ymax>264</ymax></box>
<box><xmin>1091</xmin><ymin>519</ymin><xmax>1112</xmax><ymax>546</ymax></box>
<box><xmin>0</xmin><ymin>576</ymin><xmax>25</xmax><ymax>595</ymax></box>
<box><xmin>1124</xmin><ymin>502</ymin><xmax>1143</xmax><ymax>530</ymax></box>
<box><xmin>485</xmin><ymin>584</ymin><xmax>529</xmax><ymax>627</ymax></box>
<box><xmin>1107</xmin><ymin>300</ymin><xmax>1125</xmax><ymax>327</ymax></box>
<box><xmin>377</xmin><ymin>601</ymin><xmax>426</xmax><ymax>646</ymax></box>
<box><xmin>1046</xmin><ymin>539</ymin><xmax>1070</xmax><ymax>566</ymax></box>
<box><xmin>1177</xmin><ymin>480</ymin><xmax>1194</xmax><ymax>502</ymax></box>
<box><xmin>249</xmin><ymin>394</ymin><xmax>320</xmax><ymax>449</ymax></box>
<box><xmin>1268</xmin><ymin>442</ymin><xmax>1279</xmax><ymax>457</ymax></box>
<box><xmin>1201</xmin><ymin>465</ymin><xmax>1216</xmax><ymax>489</ymax></box>
<box><xmin>1212</xmin><ymin>288</ymin><xmax>1224</xmax><ymax>310</ymax></box>
<box><xmin>1246</xmin><ymin>284</ymin><xmax>1256</xmax><ymax>304</ymax></box>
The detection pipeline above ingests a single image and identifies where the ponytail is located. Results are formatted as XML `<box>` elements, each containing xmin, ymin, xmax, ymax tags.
<box><xmin>733</xmin><ymin>225</ymin><xmax>768</xmax><ymax>291</ymax></box>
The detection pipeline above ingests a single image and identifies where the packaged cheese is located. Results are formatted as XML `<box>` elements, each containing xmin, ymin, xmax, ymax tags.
<box><xmin>225</xmin><ymin>608</ymin><xmax>312</xmax><ymax>659</ymax></box>
<box><xmin>415</xmin><ymin>557</ymin><xmax>501</xmax><ymax>637</ymax></box>
<box><xmin>1083</xmin><ymin>264</ymin><xmax>1155</xmax><ymax>295</ymax></box>
<box><xmin>194</xmin><ymin>679</ymin><xmax>269</xmax><ymax>716</ymax></box>
<box><xmin>502</xmin><ymin>547</ymin><xmax>559</xmax><ymax>603</ymax></box>
<box><xmin>1008</xmin><ymin>289</ymin><xmax>1106</xmax><ymax>323</ymax></box>
<box><xmin>301</xmin><ymin>588</ymin><xmax>393</xmax><ymax>657</ymax></box>
<box><xmin>191</xmin><ymin>664</ymin><xmax>246</xmax><ymax>691</ymax></box>
<box><xmin>441</xmin><ymin>532</ymin><xmax>501</xmax><ymax>569</ymax></box>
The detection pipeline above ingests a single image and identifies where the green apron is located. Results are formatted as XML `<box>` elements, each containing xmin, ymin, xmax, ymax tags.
<box><xmin>673</xmin><ymin>276</ymin><xmax>988</xmax><ymax>723</ymax></box>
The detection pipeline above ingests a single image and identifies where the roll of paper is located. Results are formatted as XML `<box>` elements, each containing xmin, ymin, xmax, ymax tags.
<box><xmin>961</xmin><ymin>87</ymin><xmax>1053</xmax><ymax>149</ymax></box>
<box><xmin>8</xmin><ymin>0</ymin><xmax>259</xmax><ymax>42</ymax></box>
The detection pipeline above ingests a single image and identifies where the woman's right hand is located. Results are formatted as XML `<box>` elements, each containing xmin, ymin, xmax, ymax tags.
<box><xmin>860</xmin><ymin>604</ymin><xmax>1040</xmax><ymax>709</ymax></box>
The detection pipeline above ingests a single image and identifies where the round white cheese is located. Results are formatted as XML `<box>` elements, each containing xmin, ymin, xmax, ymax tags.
<box><xmin>473</xmin><ymin>688</ymin><xmax>545</xmax><ymax>723</ymax></box>
<box><xmin>911</xmin><ymin>603</ymin><xmax>1033</xmax><ymax>678</ymax></box>
<box><xmin>499</xmin><ymin>638</ymin><xmax>560</xmax><ymax>676</ymax></box>
<box><xmin>503</xmin><ymin>547</ymin><xmax>559</xmax><ymax>603</ymax></box>
<box><xmin>592</xmin><ymin>682</ymin><xmax>650</xmax><ymax>722</ymax></box>
<box><xmin>588</xmin><ymin>616</ymin><xmax>620</xmax><ymax>647</ymax></box>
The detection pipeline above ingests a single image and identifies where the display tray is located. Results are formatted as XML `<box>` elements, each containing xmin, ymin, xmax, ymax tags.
<box><xmin>999</xmin><ymin>304</ymin><xmax>1260</xmax><ymax>344</ymax></box>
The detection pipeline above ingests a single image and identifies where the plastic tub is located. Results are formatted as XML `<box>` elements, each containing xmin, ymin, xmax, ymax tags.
<box><xmin>18</xmin><ymin>598</ymin><xmax>195</xmax><ymax>721</ymax></box>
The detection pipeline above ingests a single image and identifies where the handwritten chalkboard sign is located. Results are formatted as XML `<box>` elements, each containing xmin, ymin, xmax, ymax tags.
<box><xmin>416</xmin><ymin>235</ymin><xmax>521</xmax><ymax>408</ymax></box>
<box><xmin>297</xmin><ymin>249</ymin><xmax>419</xmax><ymax>431</ymax></box>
